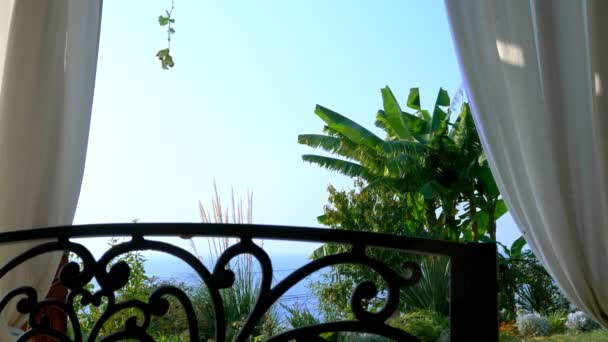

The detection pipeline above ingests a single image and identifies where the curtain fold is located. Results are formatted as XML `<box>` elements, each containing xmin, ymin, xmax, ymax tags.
<box><xmin>0</xmin><ymin>0</ymin><xmax>102</xmax><ymax>338</ymax></box>
<box><xmin>445</xmin><ymin>0</ymin><xmax>608</xmax><ymax>325</ymax></box>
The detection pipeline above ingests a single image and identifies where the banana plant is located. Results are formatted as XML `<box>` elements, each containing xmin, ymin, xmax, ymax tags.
<box><xmin>299</xmin><ymin>86</ymin><xmax>506</xmax><ymax>242</ymax></box>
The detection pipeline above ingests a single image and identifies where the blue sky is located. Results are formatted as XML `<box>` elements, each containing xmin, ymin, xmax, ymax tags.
<box><xmin>74</xmin><ymin>0</ymin><xmax>521</xmax><ymax>256</ymax></box>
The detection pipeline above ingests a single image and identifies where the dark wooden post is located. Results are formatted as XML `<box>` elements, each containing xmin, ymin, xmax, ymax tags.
<box><xmin>450</xmin><ymin>242</ymin><xmax>498</xmax><ymax>341</ymax></box>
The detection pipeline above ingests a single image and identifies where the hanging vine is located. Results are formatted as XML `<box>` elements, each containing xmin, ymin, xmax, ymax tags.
<box><xmin>156</xmin><ymin>0</ymin><xmax>176</xmax><ymax>69</ymax></box>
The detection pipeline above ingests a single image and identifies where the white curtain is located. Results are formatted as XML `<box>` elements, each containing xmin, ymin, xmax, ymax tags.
<box><xmin>0</xmin><ymin>0</ymin><xmax>102</xmax><ymax>338</ymax></box>
<box><xmin>446</xmin><ymin>0</ymin><xmax>608</xmax><ymax>325</ymax></box>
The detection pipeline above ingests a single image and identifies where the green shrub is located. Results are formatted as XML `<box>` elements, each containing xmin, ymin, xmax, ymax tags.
<box><xmin>547</xmin><ymin>310</ymin><xmax>567</xmax><ymax>334</ymax></box>
<box><xmin>389</xmin><ymin>309</ymin><xmax>448</xmax><ymax>342</ymax></box>
<box><xmin>151</xmin><ymin>335</ymin><xmax>187</xmax><ymax>342</ymax></box>
<box><xmin>282</xmin><ymin>303</ymin><xmax>320</xmax><ymax>329</ymax></box>
<box><xmin>72</xmin><ymin>239</ymin><xmax>190</xmax><ymax>338</ymax></box>
<box><xmin>400</xmin><ymin>257</ymin><xmax>450</xmax><ymax>316</ymax></box>
<box><xmin>516</xmin><ymin>313</ymin><xmax>550</xmax><ymax>337</ymax></box>
<box><xmin>512</xmin><ymin>252</ymin><xmax>570</xmax><ymax>316</ymax></box>
<box><xmin>189</xmin><ymin>253</ymin><xmax>281</xmax><ymax>341</ymax></box>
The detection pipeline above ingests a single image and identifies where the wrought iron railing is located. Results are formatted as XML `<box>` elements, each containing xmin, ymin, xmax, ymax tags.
<box><xmin>0</xmin><ymin>224</ymin><xmax>497</xmax><ymax>341</ymax></box>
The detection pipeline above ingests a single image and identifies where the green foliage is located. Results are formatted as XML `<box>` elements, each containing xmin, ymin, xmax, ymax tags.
<box><xmin>516</xmin><ymin>313</ymin><xmax>551</xmax><ymax>337</ymax></box>
<box><xmin>309</xmin><ymin>269</ymin><xmax>355</xmax><ymax>321</ymax></box>
<box><xmin>499</xmin><ymin>236</ymin><xmax>527</xmax><ymax>259</ymax></box>
<box><xmin>300</xmin><ymin>86</ymin><xmax>506</xmax><ymax>242</ymax></box>
<box><xmin>547</xmin><ymin>310</ymin><xmax>568</xmax><ymax>335</ymax></box>
<box><xmin>153</xmin><ymin>335</ymin><xmax>188</xmax><ymax>342</ymax></box>
<box><xmin>282</xmin><ymin>303</ymin><xmax>320</xmax><ymax>329</ymax></box>
<box><xmin>389</xmin><ymin>309</ymin><xmax>448</xmax><ymax>342</ymax></box>
<box><xmin>316</xmin><ymin>179</ymin><xmax>433</xmax><ymax>239</ymax></box>
<box><xmin>156</xmin><ymin>1</ymin><xmax>176</xmax><ymax>69</ymax></box>
<box><xmin>73</xmin><ymin>238</ymin><xmax>190</xmax><ymax>338</ymax></box>
<box><xmin>148</xmin><ymin>282</ymin><xmax>192</xmax><ymax>338</ymax></box>
<box><xmin>515</xmin><ymin>251</ymin><xmax>569</xmax><ymax>315</ymax></box>
<box><xmin>497</xmin><ymin>237</ymin><xmax>528</xmax><ymax>321</ymax></box>
<box><xmin>335</xmin><ymin>333</ymin><xmax>390</xmax><ymax>341</ymax></box>
<box><xmin>190</xmin><ymin>256</ymin><xmax>281</xmax><ymax>341</ymax></box>
<box><xmin>400</xmin><ymin>257</ymin><xmax>450</xmax><ymax>316</ymax></box>
<box><xmin>300</xmin><ymin>87</ymin><xmax>544</xmax><ymax>332</ymax></box>
<box><xmin>310</xmin><ymin>180</ymin><xmax>441</xmax><ymax>319</ymax></box>
<box><xmin>497</xmin><ymin>237</ymin><xmax>570</xmax><ymax>321</ymax></box>
<box><xmin>156</xmin><ymin>48</ymin><xmax>175</xmax><ymax>70</ymax></box>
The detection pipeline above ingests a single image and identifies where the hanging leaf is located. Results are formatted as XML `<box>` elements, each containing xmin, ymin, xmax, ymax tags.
<box><xmin>156</xmin><ymin>0</ymin><xmax>176</xmax><ymax>69</ymax></box>
<box><xmin>158</xmin><ymin>15</ymin><xmax>170</xmax><ymax>26</ymax></box>
<box><xmin>156</xmin><ymin>48</ymin><xmax>175</xmax><ymax>70</ymax></box>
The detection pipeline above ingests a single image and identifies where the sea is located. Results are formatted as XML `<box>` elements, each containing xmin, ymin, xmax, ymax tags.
<box><xmin>143</xmin><ymin>248</ymin><xmax>322</xmax><ymax>320</ymax></box>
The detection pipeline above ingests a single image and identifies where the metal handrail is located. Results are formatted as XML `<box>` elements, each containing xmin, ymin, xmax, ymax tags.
<box><xmin>0</xmin><ymin>223</ymin><xmax>497</xmax><ymax>341</ymax></box>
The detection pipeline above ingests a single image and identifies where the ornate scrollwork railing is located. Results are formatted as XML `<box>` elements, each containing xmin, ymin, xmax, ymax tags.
<box><xmin>0</xmin><ymin>224</ymin><xmax>498</xmax><ymax>341</ymax></box>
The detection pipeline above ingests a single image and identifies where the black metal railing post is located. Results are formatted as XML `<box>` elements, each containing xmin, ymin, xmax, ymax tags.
<box><xmin>450</xmin><ymin>242</ymin><xmax>498</xmax><ymax>341</ymax></box>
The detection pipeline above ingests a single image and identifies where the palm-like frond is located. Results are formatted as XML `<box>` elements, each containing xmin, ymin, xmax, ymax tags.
<box><xmin>298</xmin><ymin>134</ymin><xmax>354</xmax><ymax>158</ymax></box>
<box><xmin>382</xmin><ymin>140</ymin><xmax>425</xmax><ymax>157</ymax></box>
<box><xmin>450</xmin><ymin>103</ymin><xmax>478</xmax><ymax>149</ymax></box>
<box><xmin>301</xmin><ymin>129</ymin><xmax>389</xmax><ymax>175</ymax></box>
<box><xmin>314</xmin><ymin>105</ymin><xmax>383</xmax><ymax>150</ymax></box>
<box><xmin>385</xmin><ymin>154</ymin><xmax>422</xmax><ymax>178</ymax></box>
<box><xmin>301</xmin><ymin>154</ymin><xmax>374</xmax><ymax>180</ymax></box>
<box><xmin>375</xmin><ymin>110</ymin><xmax>399</xmax><ymax>139</ymax></box>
